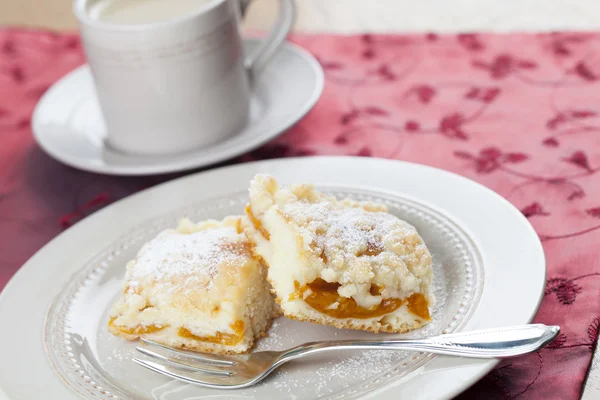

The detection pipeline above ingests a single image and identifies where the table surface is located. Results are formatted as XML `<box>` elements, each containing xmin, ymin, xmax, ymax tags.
<box><xmin>0</xmin><ymin>0</ymin><xmax>598</xmax><ymax>398</ymax></box>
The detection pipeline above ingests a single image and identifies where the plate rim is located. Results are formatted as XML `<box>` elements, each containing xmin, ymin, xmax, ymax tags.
<box><xmin>31</xmin><ymin>39</ymin><xmax>325</xmax><ymax>176</ymax></box>
<box><xmin>0</xmin><ymin>156</ymin><xmax>546</xmax><ymax>400</ymax></box>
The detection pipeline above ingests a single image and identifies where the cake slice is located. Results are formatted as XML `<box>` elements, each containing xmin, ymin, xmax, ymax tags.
<box><xmin>108</xmin><ymin>216</ymin><xmax>278</xmax><ymax>354</ymax></box>
<box><xmin>245</xmin><ymin>174</ymin><xmax>434</xmax><ymax>333</ymax></box>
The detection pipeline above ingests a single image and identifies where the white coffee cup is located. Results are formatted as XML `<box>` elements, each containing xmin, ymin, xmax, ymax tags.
<box><xmin>74</xmin><ymin>0</ymin><xmax>295</xmax><ymax>155</ymax></box>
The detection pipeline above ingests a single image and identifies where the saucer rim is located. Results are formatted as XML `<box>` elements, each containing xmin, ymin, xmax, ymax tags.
<box><xmin>32</xmin><ymin>38</ymin><xmax>324</xmax><ymax>176</ymax></box>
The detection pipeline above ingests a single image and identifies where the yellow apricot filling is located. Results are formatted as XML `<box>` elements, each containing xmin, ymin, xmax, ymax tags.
<box><xmin>108</xmin><ymin>317</ymin><xmax>168</xmax><ymax>335</ymax></box>
<box><xmin>406</xmin><ymin>292</ymin><xmax>431</xmax><ymax>320</ymax></box>
<box><xmin>178</xmin><ymin>321</ymin><xmax>245</xmax><ymax>346</ymax></box>
<box><xmin>245</xmin><ymin>205</ymin><xmax>270</xmax><ymax>240</ymax></box>
<box><xmin>292</xmin><ymin>279</ymin><xmax>430</xmax><ymax>320</ymax></box>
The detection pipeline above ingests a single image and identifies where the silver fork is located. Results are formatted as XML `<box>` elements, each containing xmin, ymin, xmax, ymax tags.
<box><xmin>133</xmin><ymin>324</ymin><xmax>559</xmax><ymax>389</ymax></box>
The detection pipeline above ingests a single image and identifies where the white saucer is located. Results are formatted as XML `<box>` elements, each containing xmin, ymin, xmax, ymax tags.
<box><xmin>32</xmin><ymin>39</ymin><xmax>324</xmax><ymax>176</ymax></box>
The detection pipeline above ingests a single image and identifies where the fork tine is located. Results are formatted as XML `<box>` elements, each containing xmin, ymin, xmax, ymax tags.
<box><xmin>135</xmin><ymin>346</ymin><xmax>234</xmax><ymax>376</ymax></box>
<box><xmin>140</xmin><ymin>338</ymin><xmax>237</xmax><ymax>366</ymax></box>
<box><xmin>133</xmin><ymin>357</ymin><xmax>241</xmax><ymax>388</ymax></box>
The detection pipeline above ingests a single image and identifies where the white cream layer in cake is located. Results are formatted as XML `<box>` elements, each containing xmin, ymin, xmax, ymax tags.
<box><xmin>246</xmin><ymin>174</ymin><xmax>434</xmax><ymax>333</ymax></box>
<box><xmin>108</xmin><ymin>216</ymin><xmax>278</xmax><ymax>354</ymax></box>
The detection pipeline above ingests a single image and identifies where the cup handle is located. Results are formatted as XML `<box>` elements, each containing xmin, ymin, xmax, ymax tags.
<box><xmin>240</xmin><ymin>0</ymin><xmax>296</xmax><ymax>80</ymax></box>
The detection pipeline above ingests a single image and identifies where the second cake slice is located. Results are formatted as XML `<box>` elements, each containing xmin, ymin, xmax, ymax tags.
<box><xmin>108</xmin><ymin>216</ymin><xmax>278</xmax><ymax>354</ymax></box>
<box><xmin>246</xmin><ymin>174</ymin><xmax>434</xmax><ymax>333</ymax></box>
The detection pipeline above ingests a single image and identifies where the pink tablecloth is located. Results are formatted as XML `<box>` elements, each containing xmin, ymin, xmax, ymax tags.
<box><xmin>0</xmin><ymin>29</ymin><xmax>599</xmax><ymax>399</ymax></box>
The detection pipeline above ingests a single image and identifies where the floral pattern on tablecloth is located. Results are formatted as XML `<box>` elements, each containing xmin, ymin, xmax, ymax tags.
<box><xmin>0</xmin><ymin>29</ymin><xmax>598</xmax><ymax>399</ymax></box>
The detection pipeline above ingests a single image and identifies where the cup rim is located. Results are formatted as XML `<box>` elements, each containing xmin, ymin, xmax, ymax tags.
<box><xmin>73</xmin><ymin>0</ymin><xmax>226</xmax><ymax>31</ymax></box>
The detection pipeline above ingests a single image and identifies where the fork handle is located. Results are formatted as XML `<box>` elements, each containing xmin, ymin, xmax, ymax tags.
<box><xmin>280</xmin><ymin>324</ymin><xmax>560</xmax><ymax>361</ymax></box>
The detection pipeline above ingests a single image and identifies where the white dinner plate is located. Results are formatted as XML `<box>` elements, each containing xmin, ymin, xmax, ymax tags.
<box><xmin>31</xmin><ymin>39</ymin><xmax>324</xmax><ymax>176</ymax></box>
<box><xmin>0</xmin><ymin>157</ymin><xmax>545</xmax><ymax>399</ymax></box>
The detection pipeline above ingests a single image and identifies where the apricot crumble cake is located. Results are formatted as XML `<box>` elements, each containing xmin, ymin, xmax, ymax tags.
<box><xmin>246</xmin><ymin>174</ymin><xmax>434</xmax><ymax>333</ymax></box>
<box><xmin>108</xmin><ymin>216</ymin><xmax>278</xmax><ymax>354</ymax></box>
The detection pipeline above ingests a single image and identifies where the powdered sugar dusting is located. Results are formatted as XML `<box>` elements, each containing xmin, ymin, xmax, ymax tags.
<box><xmin>284</xmin><ymin>202</ymin><xmax>413</xmax><ymax>256</ymax></box>
<box><xmin>278</xmin><ymin>197</ymin><xmax>432</xmax><ymax>304</ymax></box>
<box><xmin>128</xmin><ymin>227</ymin><xmax>244</xmax><ymax>288</ymax></box>
<box><xmin>273</xmin><ymin>350</ymin><xmax>400</xmax><ymax>396</ymax></box>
